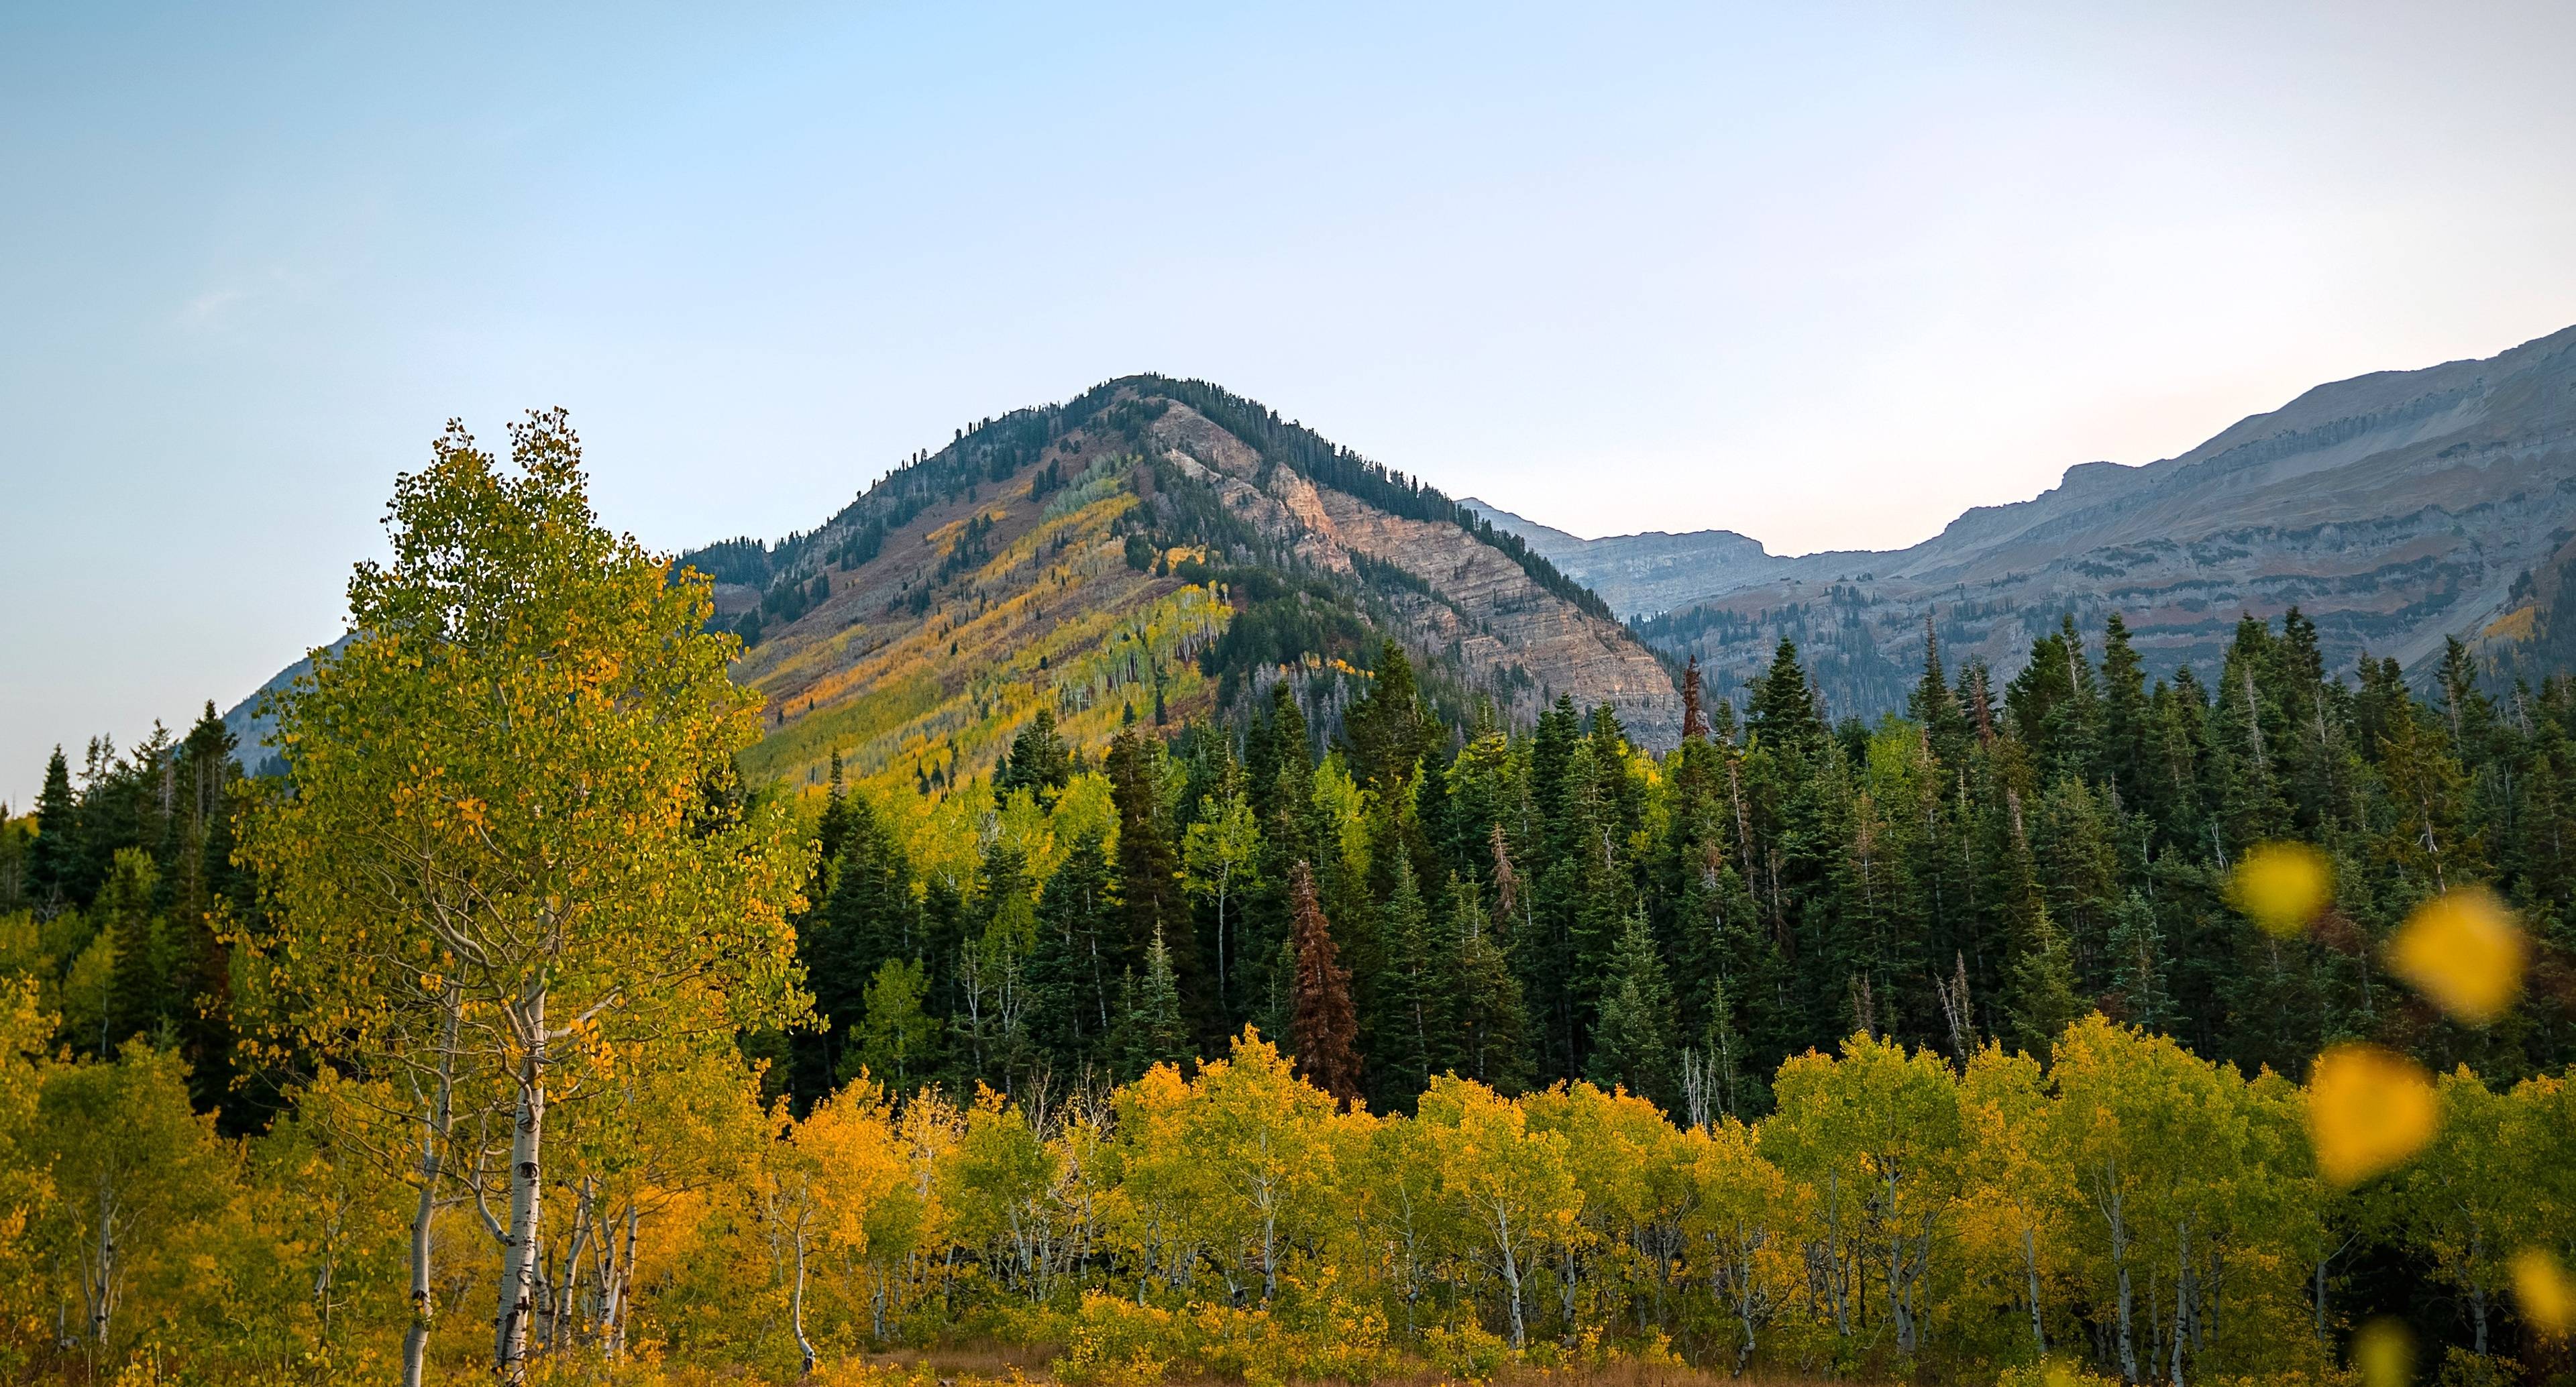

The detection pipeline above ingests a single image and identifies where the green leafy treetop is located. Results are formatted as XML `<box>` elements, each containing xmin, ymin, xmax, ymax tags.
<box><xmin>236</xmin><ymin>410</ymin><xmax>812</xmax><ymax>1385</ymax></box>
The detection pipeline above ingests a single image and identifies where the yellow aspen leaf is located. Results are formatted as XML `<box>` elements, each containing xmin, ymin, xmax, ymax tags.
<box><xmin>2232</xmin><ymin>841</ymin><xmax>2332</xmax><ymax>937</ymax></box>
<box><xmin>2516</xmin><ymin>1247</ymin><xmax>2573</xmax><ymax>1337</ymax></box>
<box><xmin>2308</xmin><ymin>1043</ymin><xmax>2437</xmax><ymax>1187</ymax></box>
<box><xmin>2352</xmin><ymin>1318</ymin><xmax>2414</xmax><ymax>1387</ymax></box>
<box><xmin>2388</xmin><ymin>887</ymin><xmax>2525</xmax><ymax>1025</ymax></box>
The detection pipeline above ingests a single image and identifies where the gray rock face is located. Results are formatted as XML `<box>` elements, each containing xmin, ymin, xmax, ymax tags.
<box><xmin>1459</xmin><ymin>499</ymin><xmax>1780</xmax><ymax>620</ymax></box>
<box><xmin>1487</xmin><ymin>324</ymin><xmax>2576</xmax><ymax>718</ymax></box>
<box><xmin>1159</xmin><ymin>411</ymin><xmax>1683</xmax><ymax>747</ymax></box>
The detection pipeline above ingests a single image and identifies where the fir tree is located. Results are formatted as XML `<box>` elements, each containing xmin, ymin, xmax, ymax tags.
<box><xmin>2006</xmin><ymin>908</ymin><xmax>2082</xmax><ymax>1060</ymax></box>
<box><xmin>1446</xmin><ymin>878</ymin><xmax>1529</xmax><ymax>1094</ymax></box>
<box><xmin>1589</xmin><ymin>909</ymin><xmax>1680</xmax><ymax>1107</ymax></box>
<box><xmin>27</xmin><ymin>745</ymin><xmax>76</xmax><ymax>914</ymax></box>
<box><xmin>2106</xmin><ymin>890</ymin><xmax>2182</xmax><ymax>1033</ymax></box>
<box><xmin>1031</xmin><ymin>828</ymin><xmax>1118</xmax><ymax>1070</ymax></box>
<box><xmin>1116</xmin><ymin>926</ymin><xmax>1193</xmax><ymax>1080</ymax></box>
<box><xmin>1108</xmin><ymin>727</ymin><xmax>1205</xmax><ymax>1033</ymax></box>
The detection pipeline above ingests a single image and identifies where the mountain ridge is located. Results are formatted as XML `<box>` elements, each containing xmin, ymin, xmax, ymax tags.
<box><xmin>1483</xmin><ymin>323</ymin><xmax>2576</xmax><ymax>717</ymax></box>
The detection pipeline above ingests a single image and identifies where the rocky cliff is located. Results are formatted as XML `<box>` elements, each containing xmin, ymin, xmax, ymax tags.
<box><xmin>1489</xmin><ymin>323</ymin><xmax>2576</xmax><ymax>718</ymax></box>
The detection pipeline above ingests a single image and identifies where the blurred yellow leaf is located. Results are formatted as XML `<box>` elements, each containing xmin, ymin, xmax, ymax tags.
<box><xmin>2308</xmin><ymin>1044</ymin><xmax>2437</xmax><ymax>1187</ymax></box>
<box><xmin>2233</xmin><ymin>842</ymin><xmax>2332</xmax><ymax>937</ymax></box>
<box><xmin>2351</xmin><ymin>1317</ymin><xmax>2414</xmax><ymax>1387</ymax></box>
<box><xmin>2516</xmin><ymin>1247</ymin><xmax>2573</xmax><ymax>1338</ymax></box>
<box><xmin>2388</xmin><ymin>887</ymin><xmax>2525</xmax><ymax>1025</ymax></box>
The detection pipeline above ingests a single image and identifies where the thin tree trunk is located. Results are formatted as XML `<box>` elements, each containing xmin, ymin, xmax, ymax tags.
<box><xmin>2025</xmin><ymin>1223</ymin><xmax>2049</xmax><ymax>1355</ymax></box>
<box><xmin>403</xmin><ymin>986</ymin><xmax>463</xmax><ymax>1387</ymax></box>
<box><xmin>492</xmin><ymin>988</ymin><xmax>549</xmax><ymax>1380</ymax></box>
<box><xmin>791</xmin><ymin>1219</ymin><xmax>818</xmax><ymax>1377</ymax></box>
<box><xmin>1494</xmin><ymin>1204</ymin><xmax>1526</xmax><ymax>1349</ymax></box>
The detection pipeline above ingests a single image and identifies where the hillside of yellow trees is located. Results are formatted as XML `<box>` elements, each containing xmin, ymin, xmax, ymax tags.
<box><xmin>3</xmin><ymin>412</ymin><xmax>2574</xmax><ymax>1386</ymax></box>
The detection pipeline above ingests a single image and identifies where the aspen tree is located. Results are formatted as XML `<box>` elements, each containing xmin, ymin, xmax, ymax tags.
<box><xmin>239</xmin><ymin>412</ymin><xmax>808</xmax><ymax>1382</ymax></box>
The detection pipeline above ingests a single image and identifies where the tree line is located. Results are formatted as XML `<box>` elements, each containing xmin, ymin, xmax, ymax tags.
<box><xmin>0</xmin><ymin>412</ymin><xmax>2569</xmax><ymax>1384</ymax></box>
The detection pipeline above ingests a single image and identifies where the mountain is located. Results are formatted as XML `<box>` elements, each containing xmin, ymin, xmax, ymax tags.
<box><xmin>683</xmin><ymin>377</ymin><xmax>1680</xmax><ymax>798</ymax></box>
<box><xmin>1483</xmin><ymin>323</ymin><xmax>2576</xmax><ymax>718</ymax></box>
<box><xmin>1458</xmin><ymin>499</ymin><xmax>1778</xmax><ymax>619</ymax></box>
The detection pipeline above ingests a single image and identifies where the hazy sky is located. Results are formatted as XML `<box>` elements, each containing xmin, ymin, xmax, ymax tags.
<box><xmin>7</xmin><ymin>1</ymin><xmax>2576</xmax><ymax>806</ymax></box>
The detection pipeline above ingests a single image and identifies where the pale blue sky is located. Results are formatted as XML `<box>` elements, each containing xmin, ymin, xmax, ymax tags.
<box><xmin>7</xmin><ymin>1</ymin><xmax>2576</xmax><ymax>805</ymax></box>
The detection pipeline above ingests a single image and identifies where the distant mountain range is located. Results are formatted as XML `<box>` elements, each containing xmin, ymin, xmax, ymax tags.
<box><xmin>1473</xmin><ymin>323</ymin><xmax>2576</xmax><ymax>719</ymax></box>
<box><xmin>227</xmin><ymin>325</ymin><xmax>2576</xmax><ymax>771</ymax></box>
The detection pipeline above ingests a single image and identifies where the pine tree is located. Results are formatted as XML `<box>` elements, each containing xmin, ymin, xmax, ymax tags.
<box><xmin>2106</xmin><ymin>890</ymin><xmax>2181</xmax><ymax>1033</ymax></box>
<box><xmin>2006</xmin><ymin>908</ymin><xmax>2082</xmax><ymax>1060</ymax></box>
<box><xmin>1372</xmin><ymin>854</ymin><xmax>1442</xmax><ymax>1104</ymax></box>
<box><xmin>1588</xmin><ymin>909</ymin><xmax>1679</xmax><ymax>1107</ymax></box>
<box><xmin>1031</xmin><ymin>828</ymin><xmax>1117</xmax><ymax>1071</ymax></box>
<box><xmin>1345</xmin><ymin>640</ymin><xmax>1431</xmax><ymax>794</ymax></box>
<box><xmin>1286</xmin><ymin>860</ymin><xmax>1362</xmax><ymax>1105</ymax></box>
<box><xmin>1446</xmin><ymin>878</ymin><xmax>1529</xmax><ymax>1094</ymax></box>
<box><xmin>1116</xmin><ymin>926</ymin><xmax>1194</xmax><ymax>1080</ymax></box>
<box><xmin>27</xmin><ymin>745</ymin><xmax>76</xmax><ymax>914</ymax></box>
<box><xmin>1108</xmin><ymin>727</ymin><xmax>1205</xmax><ymax>1034</ymax></box>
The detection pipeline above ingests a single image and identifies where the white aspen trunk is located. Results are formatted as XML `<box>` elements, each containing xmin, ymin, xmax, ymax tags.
<box><xmin>2107</xmin><ymin>1184</ymin><xmax>2137</xmax><ymax>1384</ymax></box>
<box><xmin>606</xmin><ymin>1202</ymin><xmax>638</xmax><ymax>1362</ymax></box>
<box><xmin>87</xmin><ymin>1182</ymin><xmax>117</xmax><ymax>1347</ymax></box>
<box><xmin>1493</xmin><ymin>1203</ymin><xmax>1526</xmax><ymax>1348</ymax></box>
<box><xmin>2025</xmin><ymin>1224</ymin><xmax>2049</xmax><ymax>1355</ymax></box>
<box><xmin>492</xmin><ymin>987</ymin><xmax>549</xmax><ymax>1380</ymax></box>
<box><xmin>791</xmin><ymin>1216</ymin><xmax>818</xmax><ymax>1377</ymax></box>
<box><xmin>548</xmin><ymin>1180</ymin><xmax>593</xmax><ymax>1354</ymax></box>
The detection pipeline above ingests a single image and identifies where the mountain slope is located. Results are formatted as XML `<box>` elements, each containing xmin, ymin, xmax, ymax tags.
<box><xmin>692</xmin><ymin>376</ymin><xmax>1679</xmax><ymax>799</ymax></box>
<box><xmin>1458</xmin><ymin>498</ymin><xmax>1778</xmax><ymax>620</ymax></box>
<box><xmin>1492</xmin><ymin>323</ymin><xmax>2576</xmax><ymax>716</ymax></box>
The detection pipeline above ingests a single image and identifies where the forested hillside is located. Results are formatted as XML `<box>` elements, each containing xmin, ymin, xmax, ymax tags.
<box><xmin>3</xmin><ymin>414</ymin><xmax>2573</xmax><ymax>1386</ymax></box>
<box><xmin>669</xmin><ymin>376</ymin><xmax>1678</xmax><ymax>816</ymax></box>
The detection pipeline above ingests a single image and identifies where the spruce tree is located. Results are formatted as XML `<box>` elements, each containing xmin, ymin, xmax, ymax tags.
<box><xmin>2106</xmin><ymin>890</ymin><xmax>2181</xmax><ymax>1033</ymax></box>
<box><xmin>2006</xmin><ymin>908</ymin><xmax>2082</xmax><ymax>1060</ymax></box>
<box><xmin>1116</xmin><ymin>926</ymin><xmax>1193</xmax><ymax>1080</ymax></box>
<box><xmin>1108</xmin><ymin>727</ymin><xmax>1204</xmax><ymax>1032</ymax></box>
<box><xmin>27</xmin><ymin>745</ymin><xmax>76</xmax><ymax>913</ymax></box>
<box><xmin>100</xmin><ymin>848</ymin><xmax>169</xmax><ymax>1051</ymax></box>
<box><xmin>1588</xmin><ymin>909</ymin><xmax>1679</xmax><ymax>1107</ymax></box>
<box><xmin>1446</xmin><ymin>878</ymin><xmax>1529</xmax><ymax>1094</ymax></box>
<box><xmin>1344</xmin><ymin>639</ymin><xmax>1431</xmax><ymax>795</ymax></box>
<box><xmin>1285</xmin><ymin>860</ymin><xmax>1362</xmax><ymax>1105</ymax></box>
<box><xmin>1031</xmin><ymin>828</ymin><xmax>1117</xmax><ymax>1071</ymax></box>
<box><xmin>1372</xmin><ymin>854</ymin><xmax>1442</xmax><ymax>1104</ymax></box>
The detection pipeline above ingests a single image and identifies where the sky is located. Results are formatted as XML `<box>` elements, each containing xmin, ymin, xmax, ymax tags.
<box><xmin>5</xmin><ymin>1</ymin><xmax>2576</xmax><ymax>807</ymax></box>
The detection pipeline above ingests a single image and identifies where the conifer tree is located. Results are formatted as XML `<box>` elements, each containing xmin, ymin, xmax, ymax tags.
<box><xmin>1371</xmin><ymin>854</ymin><xmax>1442</xmax><ymax>1104</ymax></box>
<box><xmin>2006</xmin><ymin>909</ymin><xmax>2081</xmax><ymax>1060</ymax></box>
<box><xmin>1445</xmin><ymin>878</ymin><xmax>1529</xmax><ymax>1094</ymax></box>
<box><xmin>1588</xmin><ymin>909</ymin><xmax>1678</xmax><ymax>1107</ymax></box>
<box><xmin>1345</xmin><ymin>639</ymin><xmax>1431</xmax><ymax>794</ymax></box>
<box><xmin>27</xmin><ymin>746</ymin><xmax>76</xmax><ymax>914</ymax></box>
<box><xmin>1116</xmin><ymin>926</ymin><xmax>1193</xmax><ymax>1080</ymax></box>
<box><xmin>1285</xmin><ymin>861</ymin><xmax>1362</xmax><ymax>1105</ymax></box>
<box><xmin>850</xmin><ymin>958</ymin><xmax>943</xmax><ymax>1091</ymax></box>
<box><xmin>1108</xmin><ymin>727</ymin><xmax>1204</xmax><ymax>1032</ymax></box>
<box><xmin>2106</xmin><ymin>890</ymin><xmax>2181</xmax><ymax>1033</ymax></box>
<box><xmin>1031</xmin><ymin>827</ymin><xmax>1117</xmax><ymax>1070</ymax></box>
